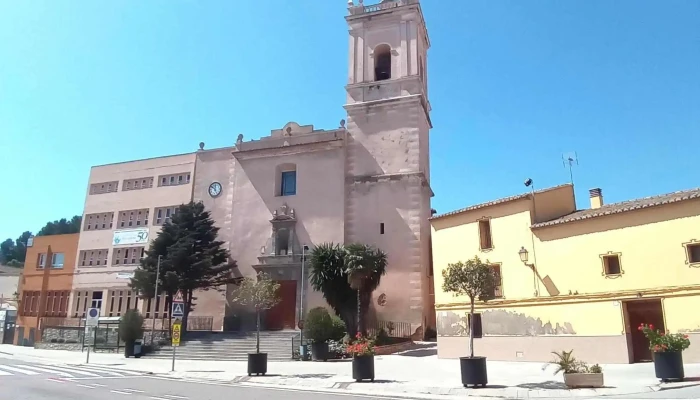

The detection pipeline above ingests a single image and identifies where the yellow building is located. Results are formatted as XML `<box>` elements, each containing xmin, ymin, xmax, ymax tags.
<box><xmin>431</xmin><ymin>184</ymin><xmax>700</xmax><ymax>364</ymax></box>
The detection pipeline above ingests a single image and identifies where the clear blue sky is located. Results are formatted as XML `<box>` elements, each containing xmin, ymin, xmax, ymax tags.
<box><xmin>1</xmin><ymin>0</ymin><xmax>699</xmax><ymax>241</ymax></box>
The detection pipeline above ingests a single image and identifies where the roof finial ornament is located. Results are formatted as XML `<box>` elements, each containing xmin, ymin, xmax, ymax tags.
<box><xmin>236</xmin><ymin>134</ymin><xmax>244</xmax><ymax>146</ymax></box>
<box><xmin>198</xmin><ymin>142</ymin><xmax>205</xmax><ymax>150</ymax></box>
<box><xmin>340</xmin><ymin>119</ymin><xmax>346</xmax><ymax>128</ymax></box>
<box><xmin>347</xmin><ymin>0</ymin><xmax>354</xmax><ymax>6</ymax></box>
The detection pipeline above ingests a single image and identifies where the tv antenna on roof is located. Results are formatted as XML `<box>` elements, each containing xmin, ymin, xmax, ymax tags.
<box><xmin>562</xmin><ymin>152</ymin><xmax>579</xmax><ymax>186</ymax></box>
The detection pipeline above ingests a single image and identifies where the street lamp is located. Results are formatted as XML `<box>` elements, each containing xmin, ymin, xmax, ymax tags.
<box><xmin>518</xmin><ymin>247</ymin><xmax>529</xmax><ymax>263</ymax></box>
<box><xmin>299</xmin><ymin>245</ymin><xmax>310</xmax><ymax>360</ymax></box>
<box><xmin>150</xmin><ymin>255</ymin><xmax>161</xmax><ymax>345</ymax></box>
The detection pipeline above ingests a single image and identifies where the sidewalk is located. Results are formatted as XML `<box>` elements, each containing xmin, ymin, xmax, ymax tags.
<box><xmin>2</xmin><ymin>343</ymin><xmax>699</xmax><ymax>399</ymax></box>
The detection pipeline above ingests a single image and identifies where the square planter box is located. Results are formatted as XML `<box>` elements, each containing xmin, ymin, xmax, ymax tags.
<box><xmin>563</xmin><ymin>373</ymin><xmax>604</xmax><ymax>388</ymax></box>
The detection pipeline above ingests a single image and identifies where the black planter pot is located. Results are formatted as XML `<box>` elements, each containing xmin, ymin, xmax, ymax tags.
<box><xmin>352</xmin><ymin>355</ymin><xmax>375</xmax><ymax>382</ymax></box>
<box><xmin>248</xmin><ymin>353</ymin><xmax>268</xmax><ymax>376</ymax></box>
<box><xmin>460</xmin><ymin>356</ymin><xmax>488</xmax><ymax>388</ymax></box>
<box><xmin>124</xmin><ymin>341</ymin><xmax>135</xmax><ymax>358</ymax></box>
<box><xmin>654</xmin><ymin>351</ymin><xmax>684</xmax><ymax>382</ymax></box>
<box><xmin>311</xmin><ymin>342</ymin><xmax>329</xmax><ymax>361</ymax></box>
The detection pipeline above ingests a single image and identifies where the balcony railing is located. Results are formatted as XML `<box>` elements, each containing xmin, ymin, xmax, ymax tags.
<box><xmin>349</xmin><ymin>0</ymin><xmax>417</xmax><ymax>15</ymax></box>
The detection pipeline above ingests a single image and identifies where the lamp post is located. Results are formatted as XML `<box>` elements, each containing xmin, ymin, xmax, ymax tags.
<box><xmin>150</xmin><ymin>255</ymin><xmax>161</xmax><ymax>345</ymax></box>
<box><xmin>299</xmin><ymin>245</ymin><xmax>309</xmax><ymax>359</ymax></box>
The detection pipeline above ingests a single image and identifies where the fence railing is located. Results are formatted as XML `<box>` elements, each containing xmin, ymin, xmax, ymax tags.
<box><xmin>367</xmin><ymin>320</ymin><xmax>413</xmax><ymax>338</ymax></box>
<box><xmin>188</xmin><ymin>316</ymin><xmax>214</xmax><ymax>331</ymax></box>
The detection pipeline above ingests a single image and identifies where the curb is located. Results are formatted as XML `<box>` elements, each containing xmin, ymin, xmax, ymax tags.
<box><xmin>150</xmin><ymin>372</ymin><xmax>662</xmax><ymax>399</ymax></box>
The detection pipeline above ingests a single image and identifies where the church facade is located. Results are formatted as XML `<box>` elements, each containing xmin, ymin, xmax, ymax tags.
<box><xmin>71</xmin><ymin>0</ymin><xmax>435</xmax><ymax>337</ymax></box>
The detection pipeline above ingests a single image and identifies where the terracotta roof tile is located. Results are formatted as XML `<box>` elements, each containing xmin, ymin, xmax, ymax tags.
<box><xmin>532</xmin><ymin>187</ymin><xmax>700</xmax><ymax>228</ymax></box>
<box><xmin>430</xmin><ymin>184</ymin><xmax>572</xmax><ymax>221</ymax></box>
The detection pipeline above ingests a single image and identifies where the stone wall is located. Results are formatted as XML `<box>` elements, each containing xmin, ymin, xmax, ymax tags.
<box><xmin>42</xmin><ymin>327</ymin><xmax>83</xmax><ymax>344</ymax></box>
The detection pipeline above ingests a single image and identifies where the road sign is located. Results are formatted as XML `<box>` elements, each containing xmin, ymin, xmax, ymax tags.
<box><xmin>172</xmin><ymin>322</ymin><xmax>181</xmax><ymax>347</ymax></box>
<box><xmin>86</xmin><ymin>308</ymin><xmax>100</xmax><ymax>327</ymax></box>
<box><xmin>173</xmin><ymin>291</ymin><xmax>184</xmax><ymax>303</ymax></box>
<box><xmin>298</xmin><ymin>320</ymin><xmax>304</xmax><ymax>330</ymax></box>
<box><xmin>171</xmin><ymin>302</ymin><xmax>184</xmax><ymax>318</ymax></box>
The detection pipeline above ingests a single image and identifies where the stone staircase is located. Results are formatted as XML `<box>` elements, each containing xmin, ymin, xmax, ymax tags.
<box><xmin>146</xmin><ymin>330</ymin><xmax>300</xmax><ymax>361</ymax></box>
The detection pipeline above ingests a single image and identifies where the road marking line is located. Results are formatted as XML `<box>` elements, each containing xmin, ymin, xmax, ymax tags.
<box><xmin>110</xmin><ymin>390</ymin><xmax>133</xmax><ymax>395</ymax></box>
<box><xmin>76</xmin><ymin>384</ymin><xmax>97</xmax><ymax>389</ymax></box>
<box><xmin>162</xmin><ymin>395</ymin><xmax>188</xmax><ymax>399</ymax></box>
<box><xmin>48</xmin><ymin>365</ymin><xmax>100</xmax><ymax>376</ymax></box>
<box><xmin>92</xmin><ymin>383</ymin><xmax>107</xmax><ymax>387</ymax></box>
<box><xmin>18</xmin><ymin>365</ymin><xmax>75</xmax><ymax>378</ymax></box>
<box><xmin>0</xmin><ymin>365</ymin><xmax>40</xmax><ymax>375</ymax></box>
<box><xmin>149</xmin><ymin>398</ymin><xmax>171</xmax><ymax>400</ymax></box>
<box><xmin>46</xmin><ymin>378</ymin><xmax>65</xmax><ymax>383</ymax></box>
<box><xmin>121</xmin><ymin>389</ymin><xmax>145</xmax><ymax>393</ymax></box>
<box><xmin>74</xmin><ymin>364</ymin><xmax>142</xmax><ymax>375</ymax></box>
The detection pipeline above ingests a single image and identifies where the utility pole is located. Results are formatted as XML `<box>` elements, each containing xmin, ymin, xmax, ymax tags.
<box><xmin>150</xmin><ymin>255</ymin><xmax>161</xmax><ymax>345</ymax></box>
<box><xmin>298</xmin><ymin>245</ymin><xmax>308</xmax><ymax>359</ymax></box>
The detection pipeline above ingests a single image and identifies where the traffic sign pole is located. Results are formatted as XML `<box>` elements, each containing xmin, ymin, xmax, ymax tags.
<box><xmin>171</xmin><ymin>319</ymin><xmax>181</xmax><ymax>372</ymax></box>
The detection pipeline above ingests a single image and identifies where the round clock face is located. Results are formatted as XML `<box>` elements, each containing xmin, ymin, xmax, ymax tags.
<box><xmin>208</xmin><ymin>182</ymin><xmax>222</xmax><ymax>198</ymax></box>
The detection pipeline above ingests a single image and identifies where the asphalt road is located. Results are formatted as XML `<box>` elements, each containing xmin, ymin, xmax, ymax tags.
<box><xmin>0</xmin><ymin>357</ymin><xmax>402</xmax><ymax>400</ymax></box>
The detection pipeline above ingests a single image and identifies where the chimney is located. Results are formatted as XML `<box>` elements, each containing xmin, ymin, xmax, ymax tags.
<box><xmin>589</xmin><ymin>188</ymin><xmax>603</xmax><ymax>209</ymax></box>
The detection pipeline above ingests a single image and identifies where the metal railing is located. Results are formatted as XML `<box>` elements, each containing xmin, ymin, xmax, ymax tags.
<box><xmin>187</xmin><ymin>316</ymin><xmax>214</xmax><ymax>331</ymax></box>
<box><xmin>367</xmin><ymin>320</ymin><xmax>413</xmax><ymax>338</ymax></box>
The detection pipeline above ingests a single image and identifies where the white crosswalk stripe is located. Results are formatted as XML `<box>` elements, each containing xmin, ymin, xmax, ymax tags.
<box><xmin>16</xmin><ymin>365</ymin><xmax>75</xmax><ymax>378</ymax></box>
<box><xmin>0</xmin><ymin>362</ymin><xmax>145</xmax><ymax>379</ymax></box>
<box><xmin>0</xmin><ymin>365</ymin><xmax>40</xmax><ymax>375</ymax></box>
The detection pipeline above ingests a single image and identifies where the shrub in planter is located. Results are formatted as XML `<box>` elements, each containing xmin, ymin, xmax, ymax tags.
<box><xmin>119</xmin><ymin>309</ymin><xmax>145</xmax><ymax>358</ymax></box>
<box><xmin>330</xmin><ymin>315</ymin><xmax>347</xmax><ymax>342</ymax></box>
<box><xmin>304</xmin><ymin>307</ymin><xmax>335</xmax><ymax>361</ymax></box>
<box><xmin>441</xmin><ymin>256</ymin><xmax>499</xmax><ymax>388</ymax></box>
<box><xmin>546</xmin><ymin>350</ymin><xmax>604</xmax><ymax>388</ymax></box>
<box><xmin>231</xmin><ymin>272</ymin><xmax>280</xmax><ymax>376</ymax></box>
<box><xmin>639</xmin><ymin>323</ymin><xmax>691</xmax><ymax>382</ymax></box>
<box><xmin>348</xmin><ymin>333</ymin><xmax>375</xmax><ymax>382</ymax></box>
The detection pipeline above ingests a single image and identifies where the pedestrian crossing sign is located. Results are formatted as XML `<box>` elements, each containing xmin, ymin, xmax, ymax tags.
<box><xmin>172</xmin><ymin>302</ymin><xmax>184</xmax><ymax>318</ymax></box>
<box><xmin>172</xmin><ymin>322</ymin><xmax>181</xmax><ymax>347</ymax></box>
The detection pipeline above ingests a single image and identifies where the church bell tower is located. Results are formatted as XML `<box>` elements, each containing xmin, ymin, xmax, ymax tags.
<box><xmin>343</xmin><ymin>0</ymin><xmax>434</xmax><ymax>337</ymax></box>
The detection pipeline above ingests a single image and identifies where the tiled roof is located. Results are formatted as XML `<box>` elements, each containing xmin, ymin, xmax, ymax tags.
<box><xmin>430</xmin><ymin>184</ymin><xmax>572</xmax><ymax>221</ymax></box>
<box><xmin>532</xmin><ymin>187</ymin><xmax>700</xmax><ymax>228</ymax></box>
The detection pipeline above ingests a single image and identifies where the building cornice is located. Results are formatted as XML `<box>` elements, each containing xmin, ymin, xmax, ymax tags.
<box><xmin>347</xmin><ymin>171</ymin><xmax>434</xmax><ymax>197</ymax></box>
<box><xmin>233</xmin><ymin>139</ymin><xmax>344</xmax><ymax>161</ymax></box>
<box><xmin>435</xmin><ymin>284</ymin><xmax>700</xmax><ymax>310</ymax></box>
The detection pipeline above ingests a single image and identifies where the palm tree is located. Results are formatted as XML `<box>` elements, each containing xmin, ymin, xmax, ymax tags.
<box><xmin>309</xmin><ymin>243</ymin><xmax>387</xmax><ymax>337</ymax></box>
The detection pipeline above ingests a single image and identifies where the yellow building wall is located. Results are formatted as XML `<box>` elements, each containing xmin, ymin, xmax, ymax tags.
<box><xmin>664</xmin><ymin>295</ymin><xmax>700</xmax><ymax>333</ymax></box>
<box><xmin>431</xmin><ymin>199</ymin><xmax>538</xmax><ymax>306</ymax></box>
<box><xmin>532</xmin><ymin>199</ymin><xmax>700</xmax><ymax>297</ymax></box>
<box><xmin>436</xmin><ymin>300</ymin><xmax>623</xmax><ymax>337</ymax></box>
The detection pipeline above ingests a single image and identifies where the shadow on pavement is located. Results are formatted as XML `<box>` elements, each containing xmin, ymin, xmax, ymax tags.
<box><xmin>394</xmin><ymin>343</ymin><xmax>438</xmax><ymax>358</ymax></box>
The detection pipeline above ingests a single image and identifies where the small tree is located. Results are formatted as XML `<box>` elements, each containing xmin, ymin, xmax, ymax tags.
<box><xmin>230</xmin><ymin>273</ymin><xmax>280</xmax><ymax>354</ymax></box>
<box><xmin>441</xmin><ymin>256</ymin><xmax>497</xmax><ymax>358</ymax></box>
<box><xmin>309</xmin><ymin>243</ymin><xmax>387</xmax><ymax>337</ymax></box>
<box><xmin>304</xmin><ymin>307</ymin><xmax>335</xmax><ymax>344</ymax></box>
<box><xmin>119</xmin><ymin>309</ymin><xmax>145</xmax><ymax>345</ymax></box>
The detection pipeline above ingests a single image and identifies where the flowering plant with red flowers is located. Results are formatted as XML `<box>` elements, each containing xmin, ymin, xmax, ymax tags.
<box><xmin>346</xmin><ymin>332</ymin><xmax>375</xmax><ymax>357</ymax></box>
<box><xmin>639</xmin><ymin>324</ymin><xmax>690</xmax><ymax>353</ymax></box>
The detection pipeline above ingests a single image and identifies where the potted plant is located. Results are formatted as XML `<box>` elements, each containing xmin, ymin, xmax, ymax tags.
<box><xmin>348</xmin><ymin>332</ymin><xmax>375</xmax><ymax>382</ymax></box>
<box><xmin>441</xmin><ymin>256</ymin><xmax>498</xmax><ymax>388</ymax></box>
<box><xmin>304</xmin><ymin>307</ymin><xmax>335</xmax><ymax>361</ymax></box>
<box><xmin>639</xmin><ymin>323</ymin><xmax>691</xmax><ymax>382</ymax></box>
<box><xmin>118</xmin><ymin>309</ymin><xmax>145</xmax><ymax>358</ymax></box>
<box><xmin>546</xmin><ymin>350</ymin><xmax>604</xmax><ymax>388</ymax></box>
<box><xmin>231</xmin><ymin>272</ymin><xmax>281</xmax><ymax>376</ymax></box>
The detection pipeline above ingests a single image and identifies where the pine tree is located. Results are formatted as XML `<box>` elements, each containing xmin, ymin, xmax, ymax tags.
<box><xmin>130</xmin><ymin>201</ymin><xmax>238</xmax><ymax>334</ymax></box>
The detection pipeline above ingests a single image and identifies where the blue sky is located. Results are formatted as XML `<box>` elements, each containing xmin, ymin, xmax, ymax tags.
<box><xmin>1</xmin><ymin>0</ymin><xmax>698</xmax><ymax>241</ymax></box>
